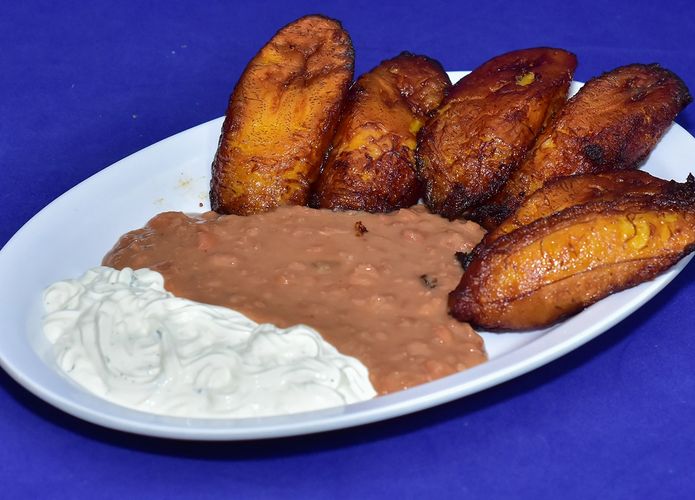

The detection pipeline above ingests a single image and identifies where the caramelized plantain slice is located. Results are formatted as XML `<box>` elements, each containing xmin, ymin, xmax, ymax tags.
<box><xmin>449</xmin><ymin>178</ymin><xmax>695</xmax><ymax>331</ymax></box>
<box><xmin>416</xmin><ymin>47</ymin><xmax>577</xmax><ymax>219</ymax></box>
<box><xmin>485</xmin><ymin>170</ymin><xmax>671</xmax><ymax>243</ymax></box>
<box><xmin>210</xmin><ymin>15</ymin><xmax>354</xmax><ymax>215</ymax></box>
<box><xmin>311</xmin><ymin>53</ymin><xmax>450</xmax><ymax>212</ymax></box>
<box><xmin>475</xmin><ymin>64</ymin><xmax>692</xmax><ymax>228</ymax></box>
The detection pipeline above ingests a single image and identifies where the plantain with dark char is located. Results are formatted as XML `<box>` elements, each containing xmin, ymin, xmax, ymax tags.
<box><xmin>474</xmin><ymin>63</ymin><xmax>692</xmax><ymax>229</ymax></box>
<box><xmin>450</xmin><ymin>174</ymin><xmax>695</xmax><ymax>331</ymax></box>
<box><xmin>311</xmin><ymin>52</ymin><xmax>450</xmax><ymax>212</ymax></box>
<box><xmin>416</xmin><ymin>47</ymin><xmax>577</xmax><ymax>219</ymax></box>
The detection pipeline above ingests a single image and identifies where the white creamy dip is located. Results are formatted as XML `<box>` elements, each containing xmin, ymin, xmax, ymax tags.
<box><xmin>42</xmin><ymin>266</ymin><xmax>376</xmax><ymax>418</ymax></box>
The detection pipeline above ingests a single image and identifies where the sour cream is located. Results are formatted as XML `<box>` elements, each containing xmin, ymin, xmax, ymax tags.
<box><xmin>42</xmin><ymin>266</ymin><xmax>376</xmax><ymax>418</ymax></box>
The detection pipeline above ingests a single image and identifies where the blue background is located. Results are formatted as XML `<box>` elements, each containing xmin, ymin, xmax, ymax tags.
<box><xmin>2</xmin><ymin>0</ymin><xmax>695</xmax><ymax>497</ymax></box>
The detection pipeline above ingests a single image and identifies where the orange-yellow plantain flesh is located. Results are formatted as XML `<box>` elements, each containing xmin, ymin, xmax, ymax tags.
<box><xmin>416</xmin><ymin>47</ymin><xmax>577</xmax><ymax>219</ymax></box>
<box><xmin>449</xmin><ymin>177</ymin><xmax>695</xmax><ymax>331</ymax></box>
<box><xmin>311</xmin><ymin>52</ymin><xmax>450</xmax><ymax>212</ymax></box>
<box><xmin>210</xmin><ymin>15</ymin><xmax>354</xmax><ymax>215</ymax></box>
<box><xmin>475</xmin><ymin>64</ymin><xmax>692</xmax><ymax>228</ymax></box>
<box><xmin>486</xmin><ymin>170</ymin><xmax>671</xmax><ymax>243</ymax></box>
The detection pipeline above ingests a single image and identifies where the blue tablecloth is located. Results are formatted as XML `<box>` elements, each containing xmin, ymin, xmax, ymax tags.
<box><xmin>2</xmin><ymin>1</ymin><xmax>694</xmax><ymax>497</ymax></box>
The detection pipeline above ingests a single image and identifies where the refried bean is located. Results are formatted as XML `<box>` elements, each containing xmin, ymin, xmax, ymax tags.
<box><xmin>103</xmin><ymin>205</ymin><xmax>487</xmax><ymax>395</ymax></box>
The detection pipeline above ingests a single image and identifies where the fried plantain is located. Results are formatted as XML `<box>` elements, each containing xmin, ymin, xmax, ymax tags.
<box><xmin>210</xmin><ymin>15</ymin><xmax>354</xmax><ymax>215</ymax></box>
<box><xmin>416</xmin><ymin>47</ymin><xmax>577</xmax><ymax>219</ymax></box>
<box><xmin>449</xmin><ymin>176</ymin><xmax>695</xmax><ymax>331</ymax></box>
<box><xmin>311</xmin><ymin>53</ymin><xmax>450</xmax><ymax>212</ymax></box>
<box><xmin>485</xmin><ymin>170</ymin><xmax>671</xmax><ymax>243</ymax></box>
<box><xmin>474</xmin><ymin>64</ymin><xmax>692</xmax><ymax>228</ymax></box>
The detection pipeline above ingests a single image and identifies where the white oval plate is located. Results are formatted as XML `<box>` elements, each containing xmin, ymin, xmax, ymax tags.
<box><xmin>1</xmin><ymin>73</ymin><xmax>693</xmax><ymax>440</ymax></box>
